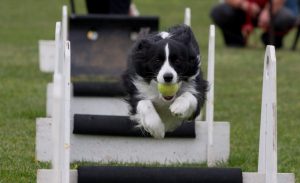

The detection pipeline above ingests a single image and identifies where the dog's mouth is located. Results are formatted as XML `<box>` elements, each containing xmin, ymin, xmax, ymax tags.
<box><xmin>160</xmin><ymin>95</ymin><xmax>176</xmax><ymax>102</ymax></box>
<box><xmin>163</xmin><ymin>96</ymin><xmax>174</xmax><ymax>101</ymax></box>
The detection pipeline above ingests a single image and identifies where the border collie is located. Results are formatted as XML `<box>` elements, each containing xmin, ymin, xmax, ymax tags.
<box><xmin>123</xmin><ymin>25</ymin><xmax>207</xmax><ymax>138</ymax></box>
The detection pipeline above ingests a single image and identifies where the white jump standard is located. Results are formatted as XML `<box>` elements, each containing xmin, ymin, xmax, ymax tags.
<box><xmin>37</xmin><ymin>41</ymin><xmax>295</xmax><ymax>183</ymax></box>
<box><xmin>36</xmin><ymin>7</ymin><xmax>229</xmax><ymax>165</ymax></box>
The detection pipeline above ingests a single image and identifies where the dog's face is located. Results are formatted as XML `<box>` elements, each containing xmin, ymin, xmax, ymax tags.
<box><xmin>131</xmin><ymin>26</ymin><xmax>200</xmax><ymax>84</ymax></box>
<box><xmin>128</xmin><ymin>25</ymin><xmax>201</xmax><ymax>101</ymax></box>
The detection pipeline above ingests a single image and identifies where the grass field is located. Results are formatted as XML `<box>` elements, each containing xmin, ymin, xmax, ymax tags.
<box><xmin>0</xmin><ymin>0</ymin><xmax>299</xmax><ymax>182</ymax></box>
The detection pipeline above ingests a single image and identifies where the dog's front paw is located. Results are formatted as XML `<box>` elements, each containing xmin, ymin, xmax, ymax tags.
<box><xmin>143</xmin><ymin>114</ymin><xmax>165</xmax><ymax>139</ymax></box>
<box><xmin>136</xmin><ymin>100</ymin><xmax>166</xmax><ymax>138</ymax></box>
<box><xmin>170</xmin><ymin>92</ymin><xmax>197</xmax><ymax>119</ymax></box>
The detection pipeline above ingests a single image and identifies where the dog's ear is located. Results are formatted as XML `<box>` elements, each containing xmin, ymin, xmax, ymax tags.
<box><xmin>169</xmin><ymin>25</ymin><xmax>194</xmax><ymax>44</ymax></box>
<box><xmin>170</xmin><ymin>24</ymin><xmax>200</xmax><ymax>55</ymax></box>
<box><xmin>134</xmin><ymin>39</ymin><xmax>153</xmax><ymax>52</ymax></box>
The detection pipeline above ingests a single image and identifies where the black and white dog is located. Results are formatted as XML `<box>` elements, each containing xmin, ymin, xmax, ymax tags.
<box><xmin>123</xmin><ymin>25</ymin><xmax>207</xmax><ymax>138</ymax></box>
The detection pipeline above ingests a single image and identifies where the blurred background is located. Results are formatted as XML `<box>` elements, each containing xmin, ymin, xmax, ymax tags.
<box><xmin>0</xmin><ymin>0</ymin><xmax>299</xmax><ymax>182</ymax></box>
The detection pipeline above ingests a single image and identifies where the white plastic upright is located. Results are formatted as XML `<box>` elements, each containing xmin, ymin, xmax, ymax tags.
<box><xmin>51</xmin><ymin>21</ymin><xmax>62</xmax><ymax>183</ymax></box>
<box><xmin>184</xmin><ymin>7</ymin><xmax>191</xmax><ymax>26</ymax></box>
<box><xmin>61</xmin><ymin>41</ymin><xmax>71</xmax><ymax>183</ymax></box>
<box><xmin>258</xmin><ymin>45</ymin><xmax>277</xmax><ymax>183</ymax></box>
<box><xmin>207</xmin><ymin>25</ymin><xmax>215</xmax><ymax>167</ymax></box>
<box><xmin>62</xmin><ymin>6</ymin><xmax>68</xmax><ymax>42</ymax></box>
<box><xmin>39</xmin><ymin>40</ymin><xmax>55</xmax><ymax>73</ymax></box>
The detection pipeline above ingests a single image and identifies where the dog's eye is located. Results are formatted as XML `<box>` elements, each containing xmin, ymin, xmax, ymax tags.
<box><xmin>170</xmin><ymin>55</ymin><xmax>177</xmax><ymax>61</ymax></box>
<box><xmin>174</xmin><ymin>59</ymin><xmax>181</xmax><ymax>64</ymax></box>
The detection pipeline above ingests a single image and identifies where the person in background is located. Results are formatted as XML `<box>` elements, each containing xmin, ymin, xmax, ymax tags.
<box><xmin>210</xmin><ymin>0</ymin><xmax>297</xmax><ymax>48</ymax></box>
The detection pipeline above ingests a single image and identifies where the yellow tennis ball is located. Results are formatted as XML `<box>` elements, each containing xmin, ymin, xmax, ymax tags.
<box><xmin>157</xmin><ymin>83</ymin><xmax>179</xmax><ymax>96</ymax></box>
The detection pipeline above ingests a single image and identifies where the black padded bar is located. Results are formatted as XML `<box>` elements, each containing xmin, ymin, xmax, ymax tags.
<box><xmin>78</xmin><ymin>166</ymin><xmax>243</xmax><ymax>183</ymax></box>
<box><xmin>73</xmin><ymin>114</ymin><xmax>196</xmax><ymax>138</ymax></box>
<box><xmin>69</xmin><ymin>14</ymin><xmax>159</xmax><ymax>31</ymax></box>
<box><xmin>73</xmin><ymin>82</ymin><xmax>126</xmax><ymax>97</ymax></box>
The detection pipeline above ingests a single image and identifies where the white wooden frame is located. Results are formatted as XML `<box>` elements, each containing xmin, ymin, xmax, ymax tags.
<box><xmin>37</xmin><ymin>43</ymin><xmax>295</xmax><ymax>183</ymax></box>
<box><xmin>37</xmin><ymin>5</ymin><xmax>294</xmax><ymax>183</ymax></box>
<box><xmin>184</xmin><ymin>7</ymin><xmax>191</xmax><ymax>26</ymax></box>
<box><xmin>37</xmin><ymin>8</ymin><xmax>230</xmax><ymax>165</ymax></box>
<box><xmin>41</xmin><ymin>19</ymin><xmax>71</xmax><ymax>183</ymax></box>
<box><xmin>38</xmin><ymin>6</ymin><xmax>68</xmax><ymax>74</ymax></box>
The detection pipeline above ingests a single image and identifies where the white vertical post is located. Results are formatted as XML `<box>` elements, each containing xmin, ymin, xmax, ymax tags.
<box><xmin>54</xmin><ymin>22</ymin><xmax>62</xmax><ymax>74</ymax></box>
<box><xmin>61</xmin><ymin>6</ymin><xmax>69</xmax><ymax>182</ymax></box>
<box><xmin>61</xmin><ymin>41</ymin><xmax>71</xmax><ymax>183</ymax></box>
<box><xmin>184</xmin><ymin>7</ymin><xmax>191</xmax><ymax>26</ymax></box>
<box><xmin>207</xmin><ymin>25</ymin><xmax>215</xmax><ymax>167</ymax></box>
<box><xmin>258</xmin><ymin>45</ymin><xmax>277</xmax><ymax>183</ymax></box>
<box><xmin>62</xmin><ymin>6</ymin><xmax>68</xmax><ymax>42</ymax></box>
<box><xmin>52</xmin><ymin>22</ymin><xmax>62</xmax><ymax>183</ymax></box>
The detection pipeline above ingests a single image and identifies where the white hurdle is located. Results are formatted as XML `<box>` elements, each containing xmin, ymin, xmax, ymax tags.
<box><xmin>44</xmin><ymin>6</ymin><xmax>68</xmax><ymax>117</ymax></box>
<box><xmin>241</xmin><ymin>45</ymin><xmax>294</xmax><ymax>183</ymax></box>
<box><xmin>185</xmin><ymin>6</ymin><xmax>224</xmax><ymax>164</ymax></box>
<box><xmin>36</xmin><ymin>8</ymin><xmax>230</xmax><ymax>165</ymax></box>
<box><xmin>36</xmin><ymin>5</ymin><xmax>294</xmax><ymax>182</ymax></box>
<box><xmin>51</xmin><ymin>22</ymin><xmax>62</xmax><ymax>183</ymax></box>
<box><xmin>207</xmin><ymin>25</ymin><xmax>216</xmax><ymax>166</ymax></box>
<box><xmin>38</xmin><ymin>21</ymin><xmax>71</xmax><ymax>183</ymax></box>
<box><xmin>257</xmin><ymin>46</ymin><xmax>279</xmax><ymax>183</ymax></box>
<box><xmin>39</xmin><ymin>6</ymin><xmax>68</xmax><ymax>74</ymax></box>
<box><xmin>184</xmin><ymin>7</ymin><xmax>191</xmax><ymax>26</ymax></box>
<box><xmin>37</xmin><ymin>43</ymin><xmax>295</xmax><ymax>183</ymax></box>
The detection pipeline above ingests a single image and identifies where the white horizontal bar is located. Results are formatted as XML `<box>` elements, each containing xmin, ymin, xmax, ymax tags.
<box><xmin>45</xmin><ymin>82</ymin><xmax>129</xmax><ymax>117</ymax></box>
<box><xmin>243</xmin><ymin>172</ymin><xmax>294</xmax><ymax>183</ymax></box>
<box><xmin>36</xmin><ymin>118</ymin><xmax>230</xmax><ymax>164</ymax></box>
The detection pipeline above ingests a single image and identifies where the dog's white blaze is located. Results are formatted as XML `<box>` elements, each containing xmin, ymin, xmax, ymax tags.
<box><xmin>157</xmin><ymin>44</ymin><xmax>177</xmax><ymax>83</ymax></box>
<box><xmin>159</xmin><ymin>31</ymin><xmax>170</xmax><ymax>39</ymax></box>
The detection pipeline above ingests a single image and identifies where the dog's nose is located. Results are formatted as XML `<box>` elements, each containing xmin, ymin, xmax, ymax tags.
<box><xmin>163</xmin><ymin>73</ymin><xmax>173</xmax><ymax>83</ymax></box>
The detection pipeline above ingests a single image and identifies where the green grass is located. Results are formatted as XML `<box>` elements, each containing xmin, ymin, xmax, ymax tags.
<box><xmin>0</xmin><ymin>0</ymin><xmax>299</xmax><ymax>182</ymax></box>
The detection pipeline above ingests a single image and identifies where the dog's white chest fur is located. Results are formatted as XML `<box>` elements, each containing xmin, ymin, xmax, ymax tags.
<box><xmin>132</xmin><ymin>78</ymin><xmax>198</xmax><ymax>138</ymax></box>
<box><xmin>152</xmin><ymin>98</ymin><xmax>183</xmax><ymax>132</ymax></box>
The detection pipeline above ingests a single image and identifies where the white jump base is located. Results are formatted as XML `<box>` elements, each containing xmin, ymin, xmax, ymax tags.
<box><xmin>46</xmin><ymin>83</ymin><xmax>129</xmax><ymax>117</ymax></box>
<box><xmin>36</xmin><ymin>118</ymin><xmax>230</xmax><ymax>164</ymax></box>
<box><xmin>39</xmin><ymin>40</ymin><xmax>55</xmax><ymax>73</ymax></box>
<box><xmin>37</xmin><ymin>170</ymin><xmax>294</xmax><ymax>183</ymax></box>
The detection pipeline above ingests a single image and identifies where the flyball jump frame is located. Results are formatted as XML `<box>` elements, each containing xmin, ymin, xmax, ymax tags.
<box><xmin>36</xmin><ymin>5</ymin><xmax>294</xmax><ymax>183</ymax></box>
<box><xmin>37</xmin><ymin>6</ymin><xmax>230</xmax><ymax>164</ymax></box>
<box><xmin>36</xmin><ymin>20</ymin><xmax>294</xmax><ymax>181</ymax></box>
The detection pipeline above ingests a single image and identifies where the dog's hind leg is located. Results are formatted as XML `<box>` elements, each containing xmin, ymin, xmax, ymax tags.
<box><xmin>135</xmin><ymin>100</ymin><xmax>165</xmax><ymax>139</ymax></box>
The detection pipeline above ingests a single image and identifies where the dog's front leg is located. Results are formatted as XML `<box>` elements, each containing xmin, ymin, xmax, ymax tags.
<box><xmin>170</xmin><ymin>92</ymin><xmax>198</xmax><ymax>119</ymax></box>
<box><xmin>136</xmin><ymin>100</ymin><xmax>165</xmax><ymax>139</ymax></box>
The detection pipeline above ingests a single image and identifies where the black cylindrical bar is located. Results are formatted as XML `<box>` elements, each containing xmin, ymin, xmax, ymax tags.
<box><xmin>73</xmin><ymin>114</ymin><xmax>196</xmax><ymax>138</ymax></box>
<box><xmin>78</xmin><ymin>166</ymin><xmax>243</xmax><ymax>183</ymax></box>
<box><xmin>73</xmin><ymin>82</ymin><xmax>126</xmax><ymax>97</ymax></box>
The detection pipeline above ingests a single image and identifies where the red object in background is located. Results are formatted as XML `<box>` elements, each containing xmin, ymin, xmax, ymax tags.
<box><xmin>247</xmin><ymin>0</ymin><xmax>268</xmax><ymax>9</ymax></box>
